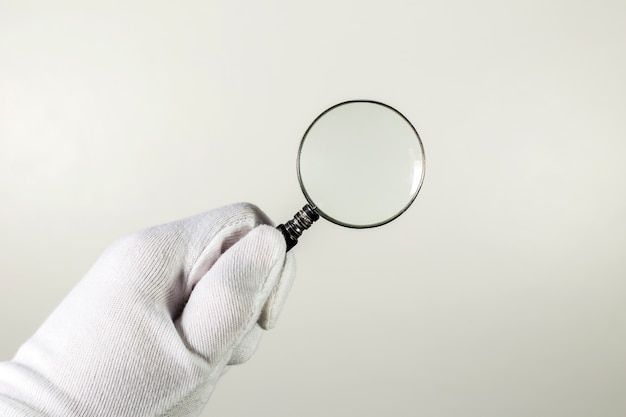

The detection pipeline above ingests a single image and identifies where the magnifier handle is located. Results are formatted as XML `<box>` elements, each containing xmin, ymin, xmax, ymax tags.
<box><xmin>276</xmin><ymin>204</ymin><xmax>319</xmax><ymax>251</ymax></box>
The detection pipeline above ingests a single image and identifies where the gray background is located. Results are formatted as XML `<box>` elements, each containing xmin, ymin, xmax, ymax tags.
<box><xmin>1</xmin><ymin>1</ymin><xmax>625</xmax><ymax>416</ymax></box>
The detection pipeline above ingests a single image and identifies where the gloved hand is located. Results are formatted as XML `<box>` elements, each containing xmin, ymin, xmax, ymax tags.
<box><xmin>0</xmin><ymin>203</ymin><xmax>295</xmax><ymax>417</ymax></box>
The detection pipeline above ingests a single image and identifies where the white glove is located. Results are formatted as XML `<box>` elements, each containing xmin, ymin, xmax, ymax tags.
<box><xmin>0</xmin><ymin>203</ymin><xmax>295</xmax><ymax>417</ymax></box>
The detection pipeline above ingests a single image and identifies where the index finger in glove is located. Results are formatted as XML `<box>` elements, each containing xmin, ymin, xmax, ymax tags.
<box><xmin>176</xmin><ymin>226</ymin><xmax>292</xmax><ymax>364</ymax></box>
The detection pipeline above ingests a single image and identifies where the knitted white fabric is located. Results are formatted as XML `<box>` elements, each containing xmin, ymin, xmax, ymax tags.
<box><xmin>0</xmin><ymin>203</ymin><xmax>295</xmax><ymax>417</ymax></box>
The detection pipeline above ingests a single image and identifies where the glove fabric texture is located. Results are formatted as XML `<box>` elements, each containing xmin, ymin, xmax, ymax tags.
<box><xmin>0</xmin><ymin>203</ymin><xmax>295</xmax><ymax>417</ymax></box>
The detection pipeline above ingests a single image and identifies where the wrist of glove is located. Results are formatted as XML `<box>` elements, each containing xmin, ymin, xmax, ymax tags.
<box><xmin>0</xmin><ymin>203</ymin><xmax>295</xmax><ymax>417</ymax></box>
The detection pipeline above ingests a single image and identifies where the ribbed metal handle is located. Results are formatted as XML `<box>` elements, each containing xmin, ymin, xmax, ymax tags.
<box><xmin>276</xmin><ymin>204</ymin><xmax>320</xmax><ymax>251</ymax></box>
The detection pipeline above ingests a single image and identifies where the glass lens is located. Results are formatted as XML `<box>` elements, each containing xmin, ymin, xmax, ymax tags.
<box><xmin>297</xmin><ymin>100</ymin><xmax>425</xmax><ymax>228</ymax></box>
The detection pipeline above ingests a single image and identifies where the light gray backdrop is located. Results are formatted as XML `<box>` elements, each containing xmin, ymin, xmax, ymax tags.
<box><xmin>1</xmin><ymin>1</ymin><xmax>625</xmax><ymax>416</ymax></box>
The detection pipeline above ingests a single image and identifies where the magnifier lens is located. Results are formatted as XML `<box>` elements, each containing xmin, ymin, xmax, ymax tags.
<box><xmin>278</xmin><ymin>100</ymin><xmax>425</xmax><ymax>250</ymax></box>
<box><xmin>298</xmin><ymin>101</ymin><xmax>424</xmax><ymax>227</ymax></box>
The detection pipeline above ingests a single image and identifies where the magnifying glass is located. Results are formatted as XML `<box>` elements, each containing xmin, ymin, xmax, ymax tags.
<box><xmin>278</xmin><ymin>100</ymin><xmax>425</xmax><ymax>251</ymax></box>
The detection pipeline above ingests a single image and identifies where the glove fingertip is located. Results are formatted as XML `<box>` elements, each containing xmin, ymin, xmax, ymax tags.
<box><xmin>258</xmin><ymin>251</ymin><xmax>296</xmax><ymax>330</ymax></box>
